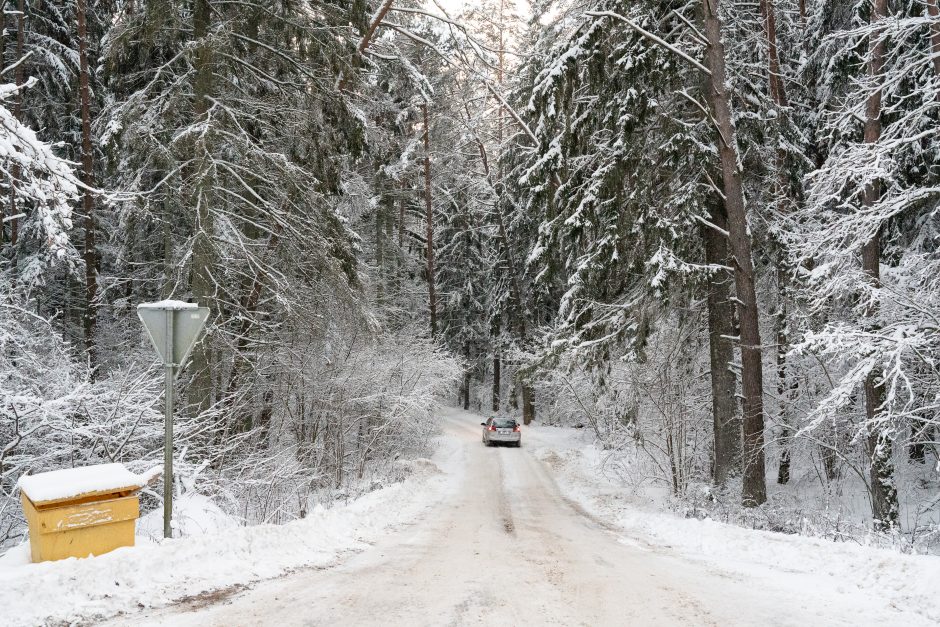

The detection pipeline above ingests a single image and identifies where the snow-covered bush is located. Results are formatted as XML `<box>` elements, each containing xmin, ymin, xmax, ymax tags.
<box><xmin>0</xmin><ymin>292</ymin><xmax>461</xmax><ymax>546</ymax></box>
<box><xmin>0</xmin><ymin>298</ymin><xmax>164</xmax><ymax>548</ymax></box>
<box><xmin>186</xmin><ymin>321</ymin><xmax>461</xmax><ymax>526</ymax></box>
<box><xmin>536</xmin><ymin>315</ymin><xmax>712</xmax><ymax>497</ymax></box>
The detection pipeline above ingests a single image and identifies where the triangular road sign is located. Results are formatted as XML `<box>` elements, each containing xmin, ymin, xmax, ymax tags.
<box><xmin>137</xmin><ymin>301</ymin><xmax>210</xmax><ymax>369</ymax></box>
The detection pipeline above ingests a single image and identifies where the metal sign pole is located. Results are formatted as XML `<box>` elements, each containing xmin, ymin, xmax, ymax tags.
<box><xmin>137</xmin><ymin>300</ymin><xmax>208</xmax><ymax>542</ymax></box>
<box><xmin>163</xmin><ymin>310</ymin><xmax>175</xmax><ymax>539</ymax></box>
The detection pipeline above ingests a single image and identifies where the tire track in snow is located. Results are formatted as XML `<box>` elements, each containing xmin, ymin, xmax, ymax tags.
<box><xmin>494</xmin><ymin>447</ymin><xmax>516</xmax><ymax>535</ymax></box>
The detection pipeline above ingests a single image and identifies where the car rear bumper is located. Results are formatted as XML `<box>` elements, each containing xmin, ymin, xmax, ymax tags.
<box><xmin>488</xmin><ymin>433</ymin><xmax>521</xmax><ymax>443</ymax></box>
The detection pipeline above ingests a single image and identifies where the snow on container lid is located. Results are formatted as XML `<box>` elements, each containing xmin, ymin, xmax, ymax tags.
<box><xmin>137</xmin><ymin>299</ymin><xmax>199</xmax><ymax>311</ymax></box>
<box><xmin>18</xmin><ymin>463</ymin><xmax>157</xmax><ymax>506</ymax></box>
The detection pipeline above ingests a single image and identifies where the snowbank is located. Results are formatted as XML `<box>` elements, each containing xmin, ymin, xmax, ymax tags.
<box><xmin>136</xmin><ymin>493</ymin><xmax>238</xmax><ymax>541</ymax></box>
<box><xmin>0</xmin><ymin>434</ymin><xmax>460</xmax><ymax>627</ymax></box>
<box><xmin>525</xmin><ymin>422</ymin><xmax>940</xmax><ymax>624</ymax></box>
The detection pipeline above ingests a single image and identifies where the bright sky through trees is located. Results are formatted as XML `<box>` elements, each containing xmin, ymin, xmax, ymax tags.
<box><xmin>435</xmin><ymin>0</ymin><xmax>465</xmax><ymax>10</ymax></box>
<box><xmin>432</xmin><ymin>0</ymin><xmax>529</xmax><ymax>16</ymax></box>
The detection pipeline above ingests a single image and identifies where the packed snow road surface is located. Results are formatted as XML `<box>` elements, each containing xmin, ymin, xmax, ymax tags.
<box><xmin>133</xmin><ymin>408</ymin><xmax>926</xmax><ymax>627</ymax></box>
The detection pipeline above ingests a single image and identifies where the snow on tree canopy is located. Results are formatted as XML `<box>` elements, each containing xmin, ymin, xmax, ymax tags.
<box><xmin>17</xmin><ymin>463</ymin><xmax>159</xmax><ymax>504</ymax></box>
<box><xmin>137</xmin><ymin>300</ymin><xmax>200</xmax><ymax>311</ymax></box>
<box><xmin>0</xmin><ymin>78</ymin><xmax>80</xmax><ymax>284</ymax></box>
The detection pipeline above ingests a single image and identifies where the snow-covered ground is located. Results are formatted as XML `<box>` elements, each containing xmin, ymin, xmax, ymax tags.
<box><xmin>0</xmin><ymin>432</ymin><xmax>464</xmax><ymax>626</ymax></box>
<box><xmin>524</xmin><ymin>421</ymin><xmax>940</xmax><ymax>625</ymax></box>
<box><xmin>2</xmin><ymin>407</ymin><xmax>939</xmax><ymax>626</ymax></box>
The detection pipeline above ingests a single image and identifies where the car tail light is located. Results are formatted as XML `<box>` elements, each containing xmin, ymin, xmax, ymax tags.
<box><xmin>488</xmin><ymin>425</ymin><xmax>496</xmax><ymax>431</ymax></box>
<box><xmin>513</xmin><ymin>425</ymin><xmax>521</xmax><ymax>432</ymax></box>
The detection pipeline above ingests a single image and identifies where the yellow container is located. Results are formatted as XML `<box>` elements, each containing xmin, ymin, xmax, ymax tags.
<box><xmin>20</xmin><ymin>483</ymin><xmax>142</xmax><ymax>563</ymax></box>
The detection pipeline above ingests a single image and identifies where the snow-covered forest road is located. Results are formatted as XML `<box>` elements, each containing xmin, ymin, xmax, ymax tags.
<box><xmin>127</xmin><ymin>408</ymin><xmax>928</xmax><ymax>627</ymax></box>
<box><xmin>5</xmin><ymin>0</ymin><xmax>940</xmax><ymax>623</ymax></box>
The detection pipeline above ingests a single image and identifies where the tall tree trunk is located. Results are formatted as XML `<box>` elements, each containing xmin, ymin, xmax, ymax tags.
<box><xmin>221</xmin><ymin>222</ymin><xmax>283</xmax><ymax>409</ymax></box>
<box><xmin>385</xmin><ymin>192</ymin><xmax>393</xmax><ymax>272</ymax></box>
<box><xmin>162</xmin><ymin>194</ymin><xmax>174</xmax><ymax>298</ymax></box>
<box><xmin>861</xmin><ymin>0</ymin><xmax>899</xmax><ymax>531</ymax></box>
<box><xmin>0</xmin><ymin>16</ymin><xmax>5</xmax><ymax>245</ymax></box>
<box><xmin>421</xmin><ymin>103</ymin><xmax>437</xmax><ymax>337</ymax></box>
<box><xmin>376</xmin><ymin>194</ymin><xmax>386</xmax><ymax>304</ymax></box>
<box><xmin>775</xmin><ymin>281</ymin><xmax>794</xmax><ymax>484</ymax></box>
<box><xmin>492</xmin><ymin>318</ymin><xmax>501</xmax><ymax>412</ymax></box>
<box><xmin>396</xmin><ymin>182</ymin><xmax>405</xmax><ymax>293</ymax></box>
<box><xmin>8</xmin><ymin>0</ymin><xmax>25</xmax><ymax>252</ymax></box>
<box><xmin>521</xmin><ymin>386</ymin><xmax>535</xmax><ymax>425</ymax></box>
<box><xmin>909</xmin><ymin>417</ymin><xmax>930</xmax><ymax>463</ymax></box>
<box><xmin>775</xmin><ymin>323</ymin><xmax>790</xmax><ymax>485</ymax></box>
<box><xmin>702</xmin><ymin>0</ymin><xmax>767</xmax><ymax>506</ymax></box>
<box><xmin>337</xmin><ymin>0</ymin><xmax>395</xmax><ymax>93</ymax></box>
<box><xmin>701</xmin><ymin>201</ymin><xmax>740</xmax><ymax>485</ymax></box>
<box><xmin>494</xmin><ymin>1</ymin><xmax>534</xmax><ymax>425</ymax></box>
<box><xmin>189</xmin><ymin>0</ymin><xmax>215</xmax><ymax>414</ymax></box>
<box><xmin>463</xmin><ymin>342</ymin><xmax>471</xmax><ymax>410</ymax></box>
<box><xmin>759</xmin><ymin>0</ymin><xmax>787</xmax><ymax>108</ymax></box>
<box><xmin>358</xmin><ymin>0</ymin><xmax>395</xmax><ymax>55</ymax></box>
<box><xmin>494</xmin><ymin>203</ymin><xmax>535</xmax><ymax>424</ymax></box>
<box><xmin>398</xmin><ymin>181</ymin><xmax>405</xmax><ymax>249</ymax></box>
<box><xmin>758</xmin><ymin>0</ymin><xmax>794</xmax><ymax>487</ymax></box>
<box><xmin>77</xmin><ymin>0</ymin><xmax>98</xmax><ymax>366</ymax></box>
<box><xmin>927</xmin><ymin>0</ymin><xmax>940</xmax><ymax>81</ymax></box>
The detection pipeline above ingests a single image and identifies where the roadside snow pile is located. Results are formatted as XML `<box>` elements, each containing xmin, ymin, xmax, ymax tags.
<box><xmin>525</xmin><ymin>422</ymin><xmax>940</xmax><ymax>624</ymax></box>
<box><xmin>0</xmin><ymin>434</ymin><xmax>459</xmax><ymax>627</ymax></box>
<box><xmin>137</xmin><ymin>493</ymin><xmax>238</xmax><ymax>541</ymax></box>
<box><xmin>394</xmin><ymin>457</ymin><xmax>443</xmax><ymax>477</ymax></box>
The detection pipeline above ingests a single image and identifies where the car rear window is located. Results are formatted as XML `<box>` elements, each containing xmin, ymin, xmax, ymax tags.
<box><xmin>494</xmin><ymin>419</ymin><xmax>517</xmax><ymax>428</ymax></box>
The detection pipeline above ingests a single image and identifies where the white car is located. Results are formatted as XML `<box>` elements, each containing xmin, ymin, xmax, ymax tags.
<box><xmin>481</xmin><ymin>417</ymin><xmax>521</xmax><ymax>447</ymax></box>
